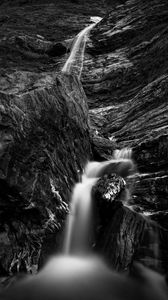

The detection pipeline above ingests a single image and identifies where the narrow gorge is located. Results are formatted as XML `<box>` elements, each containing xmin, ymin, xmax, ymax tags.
<box><xmin>0</xmin><ymin>0</ymin><xmax>167</xmax><ymax>289</ymax></box>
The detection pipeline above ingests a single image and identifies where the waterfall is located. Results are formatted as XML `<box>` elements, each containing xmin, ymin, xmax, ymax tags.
<box><xmin>63</xmin><ymin>177</ymin><xmax>98</xmax><ymax>255</ymax></box>
<box><xmin>61</xmin><ymin>23</ymin><xmax>94</xmax><ymax>78</ymax></box>
<box><xmin>2</xmin><ymin>155</ymin><xmax>167</xmax><ymax>300</ymax></box>
<box><xmin>62</xmin><ymin>17</ymin><xmax>101</xmax><ymax>78</ymax></box>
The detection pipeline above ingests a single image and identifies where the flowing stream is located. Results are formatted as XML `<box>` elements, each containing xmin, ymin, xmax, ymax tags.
<box><xmin>62</xmin><ymin>17</ymin><xmax>101</xmax><ymax>78</ymax></box>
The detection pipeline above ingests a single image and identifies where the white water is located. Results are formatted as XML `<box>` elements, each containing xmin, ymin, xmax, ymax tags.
<box><xmin>63</xmin><ymin>150</ymin><xmax>133</xmax><ymax>255</ymax></box>
<box><xmin>7</xmin><ymin>255</ymin><xmax>167</xmax><ymax>300</ymax></box>
<box><xmin>62</xmin><ymin>23</ymin><xmax>95</xmax><ymax>78</ymax></box>
<box><xmin>62</xmin><ymin>17</ymin><xmax>102</xmax><ymax>78</ymax></box>
<box><xmin>63</xmin><ymin>177</ymin><xmax>98</xmax><ymax>255</ymax></box>
<box><xmin>3</xmin><ymin>152</ymin><xmax>167</xmax><ymax>300</ymax></box>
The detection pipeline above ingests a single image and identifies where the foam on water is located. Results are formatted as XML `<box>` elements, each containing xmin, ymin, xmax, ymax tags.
<box><xmin>3</xmin><ymin>254</ymin><xmax>167</xmax><ymax>300</ymax></box>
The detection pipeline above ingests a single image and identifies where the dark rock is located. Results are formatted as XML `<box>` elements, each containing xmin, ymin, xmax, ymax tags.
<box><xmin>90</xmin><ymin>135</ymin><xmax>116</xmax><ymax>160</ymax></box>
<box><xmin>80</xmin><ymin>0</ymin><xmax>168</xmax><ymax>274</ymax></box>
<box><xmin>92</xmin><ymin>174</ymin><xmax>165</xmax><ymax>274</ymax></box>
<box><xmin>0</xmin><ymin>73</ymin><xmax>91</xmax><ymax>275</ymax></box>
<box><xmin>82</xmin><ymin>0</ymin><xmax>168</xmax><ymax>214</ymax></box>
<box><xmin>46</xmin><ymin>43</ymin><xmax>68</xmax><ymax>57</ymax></box>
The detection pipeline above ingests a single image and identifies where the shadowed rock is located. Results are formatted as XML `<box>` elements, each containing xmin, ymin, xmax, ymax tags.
<box><xmin>0</xmin><ymin>73</ymin><xmax>91</xmax><ymax>275</ymax></box>
<box><xmin>92</xmin><ymin>173</ymin><xmax>167</xmax><ymax>274</ymax></box>
<box><xmin>81</xmin><ymin>0</ymin><xmax>168</xmax><ymax>257</ymax></box>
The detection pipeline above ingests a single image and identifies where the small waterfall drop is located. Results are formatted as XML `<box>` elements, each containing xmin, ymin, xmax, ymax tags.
<box><xmin>62</xmin><ymin>17</ymin><xmax>101</xmax><ymax>78</ymax></box>
<box><xmin>2</xmin><ymin>152</ymin><xmax>167</xmax><ymax>300</ymax></box>
<box><xmin>64</xmin><ymin>177</ymin><xmax>98</xmax><ymax>255</ymax></box>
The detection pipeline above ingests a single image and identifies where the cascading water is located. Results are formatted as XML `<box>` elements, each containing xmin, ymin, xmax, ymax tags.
<box><xmin>63</xmin><ymin>148</ymin><xmax>134</xmax><ymax>256</ymax></box>
<box><xmin>63</xmin><ymin>177</ymin><xmax>98</xmax><ymax>255</ymax></box>
<box><xmin>1</xmin><ymin>150</ymin><xmax>167</xmax><ymax>300</ymax></box>
<box><xmin>62</xmin><ymin>17</ymin><xmax>102</xmax><ymax>78</ymax></box>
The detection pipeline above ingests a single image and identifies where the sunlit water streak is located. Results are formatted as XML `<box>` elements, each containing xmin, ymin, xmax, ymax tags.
<box><xmin>62</xmin><ymin>17</ymin><xmax>102</xmax><ymax>78</ymax></box>
<box><xmin>62</xmin><ymin>23</ymin><xmax>95</xmax><ymax>78</ymax></box>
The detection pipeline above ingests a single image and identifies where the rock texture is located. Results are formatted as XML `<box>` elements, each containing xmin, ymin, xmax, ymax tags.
<box><xmin>0</xmin><ymin>0</ymin><xmax>107</xmax><ymax>277</ymax></box>
<box><xmin>0</xmin><ymin>73</ymin><xmax>91</xmax><ymax>276</ymax></box>
<box><xmin>82</xmin><ymin>1</ymin><xmax>168</xmax><ymax>222</ymax></box>
<box><xmin>92</xmin><ymin>172</ymin><xmax>166</xmax><ymax>274</ymax></box>
<box><xmin>82</xmin><ymin>0</ymin><xmax>168</xmax><ymax>274</ymax></box>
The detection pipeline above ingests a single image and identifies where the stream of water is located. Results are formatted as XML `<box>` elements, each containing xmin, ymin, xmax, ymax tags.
<box><xmin>61</xmin><ymin>17</ymin><xmax>101</xmax><ymax>78</ymax></box>
<box><xmin>63</xmin><ymin>177</ymin><xmax>98</xmax><ymax>255</ymax></box>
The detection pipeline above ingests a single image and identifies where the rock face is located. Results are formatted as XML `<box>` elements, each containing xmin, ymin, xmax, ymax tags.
<box><xmin>0</xmin><ymin>73</ymin><xmax>91</xmax><ymax>275</ymax></box>
<box><xmin>0</xmin><ymin>0</ymin><xmax>168</xmax><ymax>281</ymax></box>
<box><xmin>81</xmin><ymin>0</ymin><xmax>168</xmax><ymax>274</ymax></box>
<box><xmin>0</xmin><ymin>0</ymin><xmax>107</xmax><ymax>276</ymax></box>
<box><xmin>82</xmin><ymin>1</ymin><xmax>168</xmax><ymax>217</ymax></box>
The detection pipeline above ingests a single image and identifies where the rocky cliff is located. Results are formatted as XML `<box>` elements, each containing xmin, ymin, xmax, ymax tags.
<box><xmin>0</xmin><ymin>0</ymin><xmax>168</xmax><ymax>281</ymax></box>
<box><xmin>83</xmin><ymin>0</ymin><xmax>168</xmax><ymax>225</ymax></box>
<box><xmin>83</xmin><ymin>0</ymin><xmax>168</xmax><ymax>273</ymax></box>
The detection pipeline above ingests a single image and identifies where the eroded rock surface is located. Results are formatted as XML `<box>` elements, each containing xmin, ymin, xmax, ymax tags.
<box><xmin>0</xmin><ymin>73</ymin><xmax>91</xmax><ymax>275</ymax></box>
<box><xmin>82</xmin><ymin>0</ymin><xmax>168</xmax><ymax>222</ymax></box>
<box><xmin>81</xmin><ymin>0</ymin><xmax>168</xmax><ymax>273</ymax></box>
<box><xmin>0</xmin><ymin>0</ymin><xmax>107</xmax><ymax>276</ymax></box>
